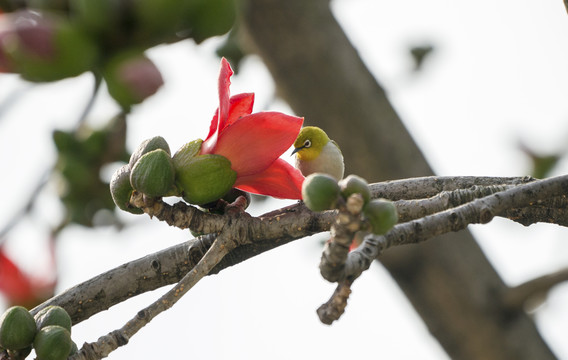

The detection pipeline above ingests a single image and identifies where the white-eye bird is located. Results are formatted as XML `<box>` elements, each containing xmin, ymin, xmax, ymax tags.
<box><xmin>292</xmin><ymin>126</ymin><xmax>344</xmax><ymax>180</ymax></box>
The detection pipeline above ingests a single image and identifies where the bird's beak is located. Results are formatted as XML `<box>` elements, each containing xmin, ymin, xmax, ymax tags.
<box><xmin>291</xmin><ymin>146</ymin><xmax>303</xmax><ymax>156</ymax></box>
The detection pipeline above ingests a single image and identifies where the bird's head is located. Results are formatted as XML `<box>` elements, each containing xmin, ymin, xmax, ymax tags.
<box><xmin>292</xmin><ymin>126</ymin><xmax>330</xmax><ymax>161</ymax></box>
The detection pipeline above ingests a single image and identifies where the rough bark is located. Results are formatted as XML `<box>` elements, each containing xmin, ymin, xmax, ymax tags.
<box><xmin>238</xmin><ymin>1</ymin><xmax>556</xmax><ymax>359</ymax></box>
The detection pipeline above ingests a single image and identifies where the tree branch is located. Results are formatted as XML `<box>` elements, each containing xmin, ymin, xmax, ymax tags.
<box><xmin>353</xmin><ymin>174</ymin><xmax>568</xmax><ymax>279</ymax></box>
<box><xmin>395</xmin><ymin>184</ymin><xmax>512</xmax><ymax>222</ymax></box>
<box><xmin>317</xmin><ymin>174</ymin><xmax>568</xmax><ymax>323</ymax></box>
<box><xmin>31</xmin><ymin>202</ymin><xmax>334</xmax><ymax>324</ymax></box>
<box><xmin>502</xmin><ymin>267</ymin><xmax>568</xmax><ymax>311</ymax></box>
<box><xmin>319</xmin><ymin>194</ymin><xmax>365</xmax><ymax>282</ymax></box>
<box><xmin>369</xmin><ymin>175</ymin><xmax>536</xmax><ymax>200</ymax></box>
<box><xmin>70</xmin><ymin>232</ymin><xmax>233</xmax><ymax>359</ymax></box>
<box><xmin>31</xmin><ymin>175</ymin><xmax>568</xmax><ymax>333</ymax></box>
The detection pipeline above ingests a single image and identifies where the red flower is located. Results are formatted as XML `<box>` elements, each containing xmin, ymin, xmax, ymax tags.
<box><xmin>200</xmin><ymin>58</ymin><xmax>305</xmax><ymax>199</ymax></box>
<box><xmin>0</xmin><ymin>245</ymin><xmax>55</xmax><ymax>306</ymax></box>
<box><xmin>0</xmin><ymin>247</ymin><xmax>34</xmax><ymax>304</ymax></box>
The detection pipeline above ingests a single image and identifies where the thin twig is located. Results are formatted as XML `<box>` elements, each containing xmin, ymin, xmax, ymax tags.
<box><xmin>70</xmin><ymin>233</ymin><xmax>234</xmax><ymax>360</ymax></box>
<box><xmin>395</xmin><ymin>184</ymin><xmax>512</xmax><ymax>222</ymax></box>
<box><xmin>316</xmin><ymin>280</ymin><xmax>352</xmax><ymax>325</ymax></box>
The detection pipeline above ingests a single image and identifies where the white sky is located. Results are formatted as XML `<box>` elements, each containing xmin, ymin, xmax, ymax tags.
<box><xmin>1</xmin><ymin>0</ymin><xmax>568</xmax><ymax>358</ymax></box>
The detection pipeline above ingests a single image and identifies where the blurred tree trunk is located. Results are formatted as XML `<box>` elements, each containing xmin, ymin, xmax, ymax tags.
<box><xmin>239</xmin><ymin>1</ymin><xmax>556</xmax><ymax>359</ymax></box>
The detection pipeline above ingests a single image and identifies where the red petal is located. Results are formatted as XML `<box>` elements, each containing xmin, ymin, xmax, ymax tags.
<box><xmin>212</xmin><ymin>112</ymin><xmax>303</xmax><ymax>176</ymax></box>
<box><xmin>217</xmin><ymin>57</ymin><xmax>233</xmax><ymax>133</ymax></box>
<box><xmin>205</xmin><ymin>93</ymin><xmax>255</xmax><ymax>141</ymax></box>
<box><xmin>203</xmin><ymin>58</ymin><xmax>234</xmax><ymax>154</ymax></box>
<box><xmin>235</xmin><ymin>158</ymin><xmax>305</xmax><ymax>199</ymax></box>
<box><xmin>226</xmin><ymin>93</ymin><xmax>254</xmax><ymax>128</ymax></box>
<box><xmin>0</xmin><ymin>247</ymin><xmax>35</xmax><ymax>303</ymax></box>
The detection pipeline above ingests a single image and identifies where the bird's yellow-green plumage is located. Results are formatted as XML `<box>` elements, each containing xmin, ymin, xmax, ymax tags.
<box><xmin>292</xmin><ymin>126</ymin><xmax>344</xmax><ymax>180</ymax></box>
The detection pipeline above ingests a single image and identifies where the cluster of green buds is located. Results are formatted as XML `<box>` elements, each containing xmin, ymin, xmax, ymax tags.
<box><xmin>110</xmin><ymin>136</ymin><xmax>247</xmax><ymax>213</ymax></box>
<box><xmin>0</xmin><ymin>0</ymin><xmax>236</xmax><ymax>107</ymax></box>
<box><xmin>110</xmin><ymin>136</ymin><xmax>174</xmax><ymax>214</ymax></box>
<box><xmin>302</xmin><ymin>173</ymin><xmax>398</xmax><ymax>240</ymax></box>
<box><xmin>0</xmin><ymin>305</ymin><xmax>76</xmax><ymax>360</ymax></box>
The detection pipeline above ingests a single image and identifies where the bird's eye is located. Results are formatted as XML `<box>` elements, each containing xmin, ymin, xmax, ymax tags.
<box><xmin>304</xmin><ymin>140</ymin><xmax>311</xmax><ymax>148</ymax></box>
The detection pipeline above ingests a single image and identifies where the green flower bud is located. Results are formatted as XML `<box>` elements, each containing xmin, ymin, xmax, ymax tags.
<box><xmin>68</xmin><ymin>340</ymin><xmax>78</xmax><ymax>356</ymax></box>
<box><xmin>338</xmin><ymin>174</ymin><xmax>371</xmax><ymax>205</ymax></box>
<box><xmin>363</xmin><ymin>199</ymin><xmax>398</xmax><ymax>235</ymax></box>
<box><xmin>130</xmin><ymin>149</ymin><xmax>175</xmax><ymax>198</ymax></box>
<box><xmin>301</xmin><ymin>173</ymin><xmax>340</xmax><ymax>212</ymax></box>
<box><xmin>33</xmin><ymin>325</ymin><xmax>72</xmax><ymax>360</ymax></box>
<box><xmin>110</xmin><ymin>164</ymin><xmax>143</xmax><ymax>214</ymax></box>
<box><xmin>175</xmin><ymin>154</ymin><xmax>237</xmax><ymax>205</ymax></box>
<box><xmin>129</xmin><ymin>136</ymin><xmax>171</xmax><ymax>169</ymax></box>
<box><xmin>34</xmin><ymin>306</ymin><xmax>72</xmax><ymax>333</ymax></box>
<box><xmin>172</xmin><ymin>139</ymin><xmax>203</xmax><ymax>169</ymax></box>
<box><xmin>0</xmin><ymin>306</ymin><xmax>36</xmax><ymax>350</ymax></box>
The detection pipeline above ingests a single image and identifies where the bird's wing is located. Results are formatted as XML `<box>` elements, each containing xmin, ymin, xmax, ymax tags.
<box><xmin>331</xmin><ymin>140</ymin><xmax>343</xmax><ymax>155</ymax></box>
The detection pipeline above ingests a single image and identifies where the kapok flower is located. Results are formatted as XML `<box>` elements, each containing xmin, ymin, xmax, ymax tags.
<box><xmin>0</xmin><ymin>245</ymin><xmax>55</xmax><ymax>306</ymax></box>
<box><xmin>202</xmin><ymin>58</ymin><xmax>305</xmax><ymax>199</ymax></box>
<box><xmin>174</xmin><ymin>58</ymin><xmax>305</xmax><ymax>204</ymax></box>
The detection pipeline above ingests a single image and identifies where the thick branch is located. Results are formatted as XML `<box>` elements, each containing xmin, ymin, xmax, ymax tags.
<box><xmin>31</xmin><ymin>204</ymin><xmax>333</xmax><ymax>324</ymax></box>
<box><xmin>238</xmin><ymin>1</ymin><xmax>557</xmax><ymax>356</ymax></box>
<box><xmin>502</xmin><ymin>267</ymin><xmax>568</xmax><ymax>311</ymax></box>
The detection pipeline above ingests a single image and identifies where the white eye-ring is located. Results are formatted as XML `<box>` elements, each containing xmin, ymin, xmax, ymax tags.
<box><xmin>304</xmin><ymin>139</ymin><xmax>311</xmax><ymax>148</ymax></box>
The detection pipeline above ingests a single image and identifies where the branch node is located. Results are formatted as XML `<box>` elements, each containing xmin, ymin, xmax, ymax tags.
<box><xmin>137</xmin><ymin>309</ymin><xmax>147</xmax><ymax>320</ymax></box>
<box><xmin>346</xmin><ymin>193</ymin><xmax>364</xmax><ymax>215</ymax></box>
<box><xmin>479</xmin><ymin>207</ymin><xmax>494</xmax><ymax>224</ymax></box>
<box><xmin>150</xmin><ymin>259</ymin><xmax>161</xmax><ymax>272</ymax></box>
<box><xmin>111</xmin><ymin>330</ymin><xmax>130</xmax><ymax>347</ymax></box>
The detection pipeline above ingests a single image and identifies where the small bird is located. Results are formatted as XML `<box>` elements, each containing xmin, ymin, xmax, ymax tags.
<box><xmin>292</xmin><ymin>126</ymin><xmax>344</xmax><ymax>180</ymax></box>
